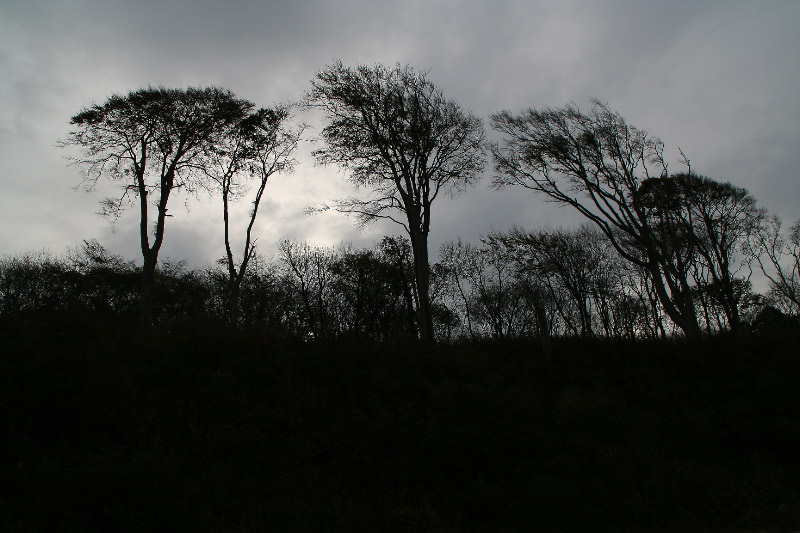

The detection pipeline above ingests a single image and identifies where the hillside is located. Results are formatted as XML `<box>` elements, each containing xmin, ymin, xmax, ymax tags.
<box><xmin>2</xmin><ymin>313</ymin><xmax>799</xmax><ymax>531</ymax></box>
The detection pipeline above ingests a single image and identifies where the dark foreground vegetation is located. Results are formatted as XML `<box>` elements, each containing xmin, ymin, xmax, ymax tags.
<box><xmin>2</xmin><ymin>311</ymin><xmax>799</xmax><ymax>532</ymax></box>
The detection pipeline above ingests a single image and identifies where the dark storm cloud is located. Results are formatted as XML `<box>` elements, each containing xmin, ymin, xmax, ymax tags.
<box><xmin>1</xmin><ymin>0</ymin><xmax>798</xmax><ymax>268</ymax></box>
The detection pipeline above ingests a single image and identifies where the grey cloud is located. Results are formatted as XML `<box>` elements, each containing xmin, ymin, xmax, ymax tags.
<box><xmin>1</xmin><ymin>0</ymin><xmax>797</xmax><ymax>269</ymax></box>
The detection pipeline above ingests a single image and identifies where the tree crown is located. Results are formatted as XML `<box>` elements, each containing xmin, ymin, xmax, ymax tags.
<box><xmin>306</xmin><ymin>61</ymin><xmax>485</xmax><ymax>229</ymax></box>
<box><xmin>64</xmin><ymin>86</ymin><xmax>253</xmax><ymax>193</ymax></box>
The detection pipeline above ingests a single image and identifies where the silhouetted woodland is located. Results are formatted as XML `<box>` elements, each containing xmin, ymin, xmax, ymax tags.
<box><xmin>50</xmin><ymin>73</ymin><xmax>798</xmax><ymax>338</ymax></box>
<box><xmin>1</xmin><ymin>231</ymin><xmax>796</xmax><ymax>342</ymax></box>
<box><xmin>2</xmin><ymin>62</ymin><xmax>800</xmax><ymax>530</ymax></box>
<box><xmin>1</xmin><ymin>309</ymin><xmax>799</xmax><ymax>531</ymax></box>
<box><xmin>2</xmin><ymin>235</ymin><xmax>799</xmax><ymax>530</ymax></box>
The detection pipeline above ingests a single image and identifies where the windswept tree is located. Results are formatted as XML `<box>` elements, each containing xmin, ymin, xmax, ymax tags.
<box><xmin>202</xmin><ymin>105</ymin><xmax>303</xmax><ymax>326</ymax></box>
<box><xmin>492</xmin><ymin>101</ymin><xmax>706</xmax><ymax>338</ymax></box>
<box><xmin>63</xmin><ymin>86</ymin><xmax>251</xmax><ymax>324</ymax></box>
<box><xmin>307</xmin><ymin>62</ymin><xmax>486</xmax><ymax>343</ymax></box>
<box><xmin>636</xmin><ymin>172</ymin><xmax>763</xmax><ymax>331</ymax></box>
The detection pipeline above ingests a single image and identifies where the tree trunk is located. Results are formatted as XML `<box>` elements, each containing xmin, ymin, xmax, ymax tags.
<box><xmin>140</xmin><ymin>252</ymin><xmax>157</xmax><ymax>325</ymax></box>
<box><xmin>647</xmin><ymin>262</ymin><xmax>702</xmax><ymax>339</ymax></box>
<box><xmin>415</xmin><ymin>259</ymin><xmax>435</xmax><ymax>344</ymax></box>
<box><xmin>138</xmin><ymin>166</ymin><xmax>171</xmax><ymax>326</ymax></box>
<box><xmin>408</xmin><ymin>228</ymin><xmax>435</xmax><ymax>344</ymax></box>
<box><xmin>228</xmin><ymin>280</ymin><xmax>241</xmax><ymax>328</ymax></box>
<box><xmin>579</xmin><ymin>302</ymin><xmax>592</xmax><ymax>338</ymax></box>
<box><xmin>679</xmin><ymin>286</ymin><xmax>702</xmax><ymax>339</ymax></box>
<box><xmin>398</xmin><ymin>266</ymin><xmax>418</xmax><ymax>338</ymax></box>
<box><xmin>727</xmin><ymin>303</ymin><xmax>741</xmax><ymax>332</ymax></box>
<box><xmin>535</xmin><ymin>302</ymin><xmax>552</xmax><ymax>361</ymax></box>
<box><xmin>721</xmin><ymin>279</ymin><xmax>742</xmax><ymax>332</ymax></box>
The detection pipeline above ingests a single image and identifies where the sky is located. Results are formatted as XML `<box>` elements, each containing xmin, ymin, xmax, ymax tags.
<box><xmin>1</xmin><ymin>0</ymin><xmax>798</xmax><ymax>271</ymax></box>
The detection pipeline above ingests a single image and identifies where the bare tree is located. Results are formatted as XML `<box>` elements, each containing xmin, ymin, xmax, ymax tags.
<box><xmin>439</xmin><ymin>239</ymin><xmax>537</xmax><ymax>340</ymax></box>
<box><xmin>306</xmin><ymin>62</ymin><xmax>486</xmax><ymax>343</ymax></box>
<box><xmin>502</xmin><ymin>226</ymin><xmax>605</xmax><ymax>337</ymax></box>
<box><xmin>747</xmin><ymin>216</ymin><xmax>800</xmax><ymax>314</ymax></box>
<box><xmin>491</xmin><ymin>100</ymin><xmax>705</xmax><ymax>338</ymax></box>
<box><xmin>278</xmin><ymin>239</ymin><xmax>337</xmax><ymax>339</ymax></box>
<box><xmin>62</xmin><ymin>86</ymin><xmax>250</xmax><ymax>324</ymax></box>
<box><xmin>202</xmin><ymin>106</ymin><xmax>302</xmax><ymax>326</ymax></box>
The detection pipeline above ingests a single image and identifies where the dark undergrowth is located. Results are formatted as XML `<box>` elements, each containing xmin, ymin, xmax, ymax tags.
<box><xmin>1</xmin><ymin>312</ymin><xmax>799</xmax><ymax>532</ymax></box>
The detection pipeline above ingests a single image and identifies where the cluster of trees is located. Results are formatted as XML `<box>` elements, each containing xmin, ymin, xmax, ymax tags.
<box><xmin>59</xmin><ymin>64</ymin><xmax>484</xmax><ymax>344</ymax></box>
<box><xmin>25</xmin><ymin>62</ymin><xmax>797</xmax><ymax>341</ymax></box>
<box><xmin>0</xmin><ymin>237</ymin><xmax>420</xmax><ymax>341</ymax></box>
<box><xmin>490</xmin><ymin>102</ymin><xmax>790</xmax><ymax>338</ymax></box>
<box><xmin>61</xmin><ymin>87</ymin><xmax>303</xmax><ymax>327</ymax></box>
<box><xmin>2</xmin><ymin>225</ymin><xmax>797</xmax><ymax>342</ymax></box>
<box><xmin>440</xmin><ymin>225</ymin><xmax>780</xmax><ymax>341</ymax></box>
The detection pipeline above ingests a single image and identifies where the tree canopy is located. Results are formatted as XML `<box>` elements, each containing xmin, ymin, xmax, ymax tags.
<box><xmin>50</xmin><ymin>74</ymin><xmax>796</xmax><ymax>340</ymax></box>
<box><xmin>490</xmin><ymin>100</ymin><xmax>763</xmax><ymax>338</ymax></box>
<box><xmin>63</xmin><ymin>86</ymin><xmax>253</xmax><ymax>324</ymax></box>
<box><xmin>307</xmin><ymin>62</ymin><xmax>486</xmax><ymax>342</ymax></box>
<box><xmin>201</xmin><ymin>104</ymin><xmax>303</xmax><ymax>326</ymax></box>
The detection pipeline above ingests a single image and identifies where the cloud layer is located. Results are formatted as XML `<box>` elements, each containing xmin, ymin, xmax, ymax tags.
<box><xmin>1</xmin><ymin>0</ymin><xmax>798</xmax><ymax>268</ymax></box>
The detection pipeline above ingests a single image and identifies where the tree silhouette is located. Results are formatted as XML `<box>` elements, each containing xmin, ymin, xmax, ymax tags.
<box><xmin>439</xmin><ymin>238</ymin><xmax>538</xmax><ymax>340</ymax></box>
<box><xmin>492</xmin><ymin>101</ymin><xmax>705</xmax><ymax>338</ymax></box>
<box><xmin>63</xmin><ymin>86</ymin><xmax>251</xmax><ymax>324</ymax></box>
<box><xmin>307</xmin><ymin>62</ymin><xmax>486</xmax><ymax>343</ymax></box>
<box><xmin>202</xmin><ymin>105</ymin><xmax>302</xmax><ymax>326</ymax></box>
<box><xmin>278</xmin><ymin>239</ymin><xmax>336</xmax><ymax>339</ymax></box>
<box><xmin>636</xmin><ymin>172</ymin><xmax>763</xmax><ymax>331</ymax></box>
<box><xmin>491</xmin><ymin>226</ymin><xmax>611</xmax><ymax>338</ymax></box>
<box><xmin>747</xmin><ymin>216</ymin><xmax>800</xmax><ymax>314</ymax></box>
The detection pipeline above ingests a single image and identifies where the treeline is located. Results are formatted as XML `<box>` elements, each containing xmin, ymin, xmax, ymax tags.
<box><xmin>0</xmin><ymin>238</ymin><xmax>417</xmax><ymax>341</ymax></box>
<box><xmin>30</xmin><ymin>61</ymin><xmax>799</xmax><ymax>341</ymax></box>
<box><xmin>2</xmin><ymin>224</ymin><xmax>797</xmax><ymax>342</ymax></box>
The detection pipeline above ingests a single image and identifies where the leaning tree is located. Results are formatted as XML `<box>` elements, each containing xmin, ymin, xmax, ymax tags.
<box><xmin>491</xmin><ymin>100</ymin><xmax>707</xmax><ymax>338</ymax></box>
<box><xmin>635</xmin><ymin>172</ymin><xmax>763</xmax><ymax>331</ymax></box>
<box><xmin>307</xmin><ymin>62</ymin><xmax>486</xmax><ymax>343</ymax></box>
<box><xmin>63</xmin><ymin>86</ymin><xmax>251</xmax><ymax>324</ymax></box>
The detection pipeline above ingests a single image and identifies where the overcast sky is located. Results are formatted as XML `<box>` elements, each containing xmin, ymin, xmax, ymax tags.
<box><xmin>1</xmin><ymin>0</ymin><xmax>798</xmax><ymax>269</ymax></box>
